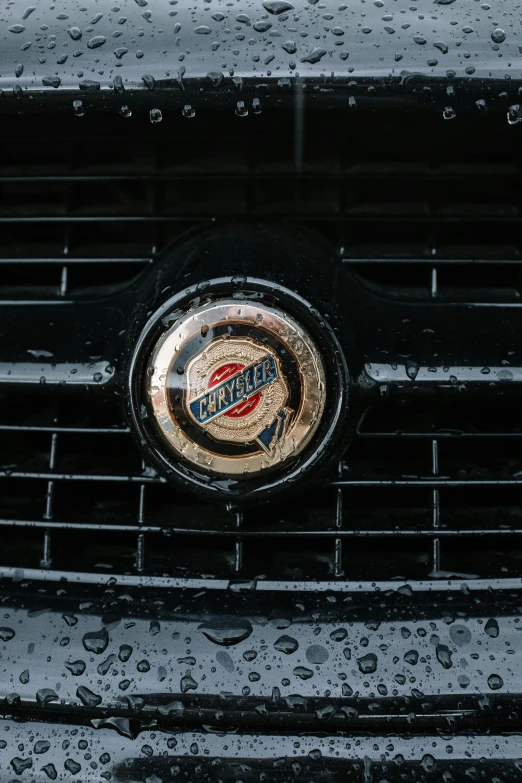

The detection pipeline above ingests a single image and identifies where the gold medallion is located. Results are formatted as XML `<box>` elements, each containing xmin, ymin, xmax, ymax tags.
<box><xmin>146</xmin><ymin>300</ymin><xmax>326</xmax><ymax>476</ymax></box>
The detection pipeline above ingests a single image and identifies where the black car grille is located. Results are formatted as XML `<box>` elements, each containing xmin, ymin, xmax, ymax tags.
<box><xmin>1</xmin><ymin>110</ymin><xmax>521</xmax><ymax>585</ymax></box>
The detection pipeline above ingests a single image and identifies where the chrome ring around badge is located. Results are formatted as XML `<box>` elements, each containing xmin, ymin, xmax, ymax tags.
<box><xmin>146</xmin><ymin>300</ymin><xmax>327</xmax><ymax>476</ymax></box>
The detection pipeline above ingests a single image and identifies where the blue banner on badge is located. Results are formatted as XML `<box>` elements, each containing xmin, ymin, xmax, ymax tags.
<box><xmin>256</xmin><ymin>407</ymin><xmax>293</xmax><ymax>456</ymax></box>
<box><xmin>189</xmin><ymin>354</ymin><xmax>278</xmax><ymax>425</ymax></box>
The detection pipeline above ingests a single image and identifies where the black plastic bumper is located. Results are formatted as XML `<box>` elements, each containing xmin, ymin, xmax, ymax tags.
<box><xmin>1</xmin><ymin>577</ymin><xmax>522</xmax><ymax>779</ymax></box>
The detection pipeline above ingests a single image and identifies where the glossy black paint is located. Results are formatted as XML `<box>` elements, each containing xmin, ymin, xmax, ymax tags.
<box><xmin>0</xmin><ymin>0</ymin><xmax>521</xmax><ymax>115</ymax></box>
<box><xmin>3</xmin><ymin>723</ymin><xmax>522</xmax><ymax>782</ymax></box>
<box><xmin>1</xmin><ymin>577</ymin><xmax>522</xmax><ymax>777</ymax></box>
<box><xmin>1</xmin><ymin>57</ymin><xmax>522</xmax><ymax>778</ymax></box>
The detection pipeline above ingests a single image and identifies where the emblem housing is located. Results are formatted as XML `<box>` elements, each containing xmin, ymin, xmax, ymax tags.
<box><xmin>146</xmin><ymin>299</ymin><xmax>326</xmax><ymax>476</ymax></box>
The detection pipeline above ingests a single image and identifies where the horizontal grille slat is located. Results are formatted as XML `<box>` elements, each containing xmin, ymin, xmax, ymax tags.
<box><xmin>0</xmin><ymin>390</ymin><xmax>520</xmax><ymax>582</ymax></box>
<box><xmin>1</xmin><ymin>109</ymin><xmax>521</xmax><ymax>584</ymax></box>
<box><xmin>1</xmin><ymin>111</ymin><xmax>522</xmax><ymax>301</ymax></box>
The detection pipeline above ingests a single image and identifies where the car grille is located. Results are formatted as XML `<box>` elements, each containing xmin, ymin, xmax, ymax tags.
<box><xmin>0</xmin><ymin>109</ymin><xmax>521</xmax><ymax>585</ymax></box>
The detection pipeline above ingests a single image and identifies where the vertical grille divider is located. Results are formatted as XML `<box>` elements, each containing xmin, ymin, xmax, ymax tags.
<box><xmin>334</xmin><ymin>461</ymin><xmax>344</xmax><ymax>577</ymax></box>
<box><xmin>234</xmin><ymin>511</ymin><xmax>244</xmax><ymax>573</ymax></box>
<box><xmin>246</xmin><ymin>122</ymin><xmax>254</xmax><ymax>218</ymax></box>
<box><xmin>136</xmin><ymin>533</ymin><xmax>145</xmax><ymax>574</ymax></box>
<box><xmin>136</xmin><ymin>464</ymin><xmax>147</xmax><ymax>572</ymax></box>
<box><xmin>151</xmin><ymin>140</ymin><xmax>160</xmax><ymax>256</ymax></box>
<box><xmin>430</xmin><ymin>266</ymin><xmax>438</xmax><ymax>298</ymax></box>
<box><xmin>431</xmin><ymin>438</ymin><xmax>441</xmax><ymax>574</ymax></box>
<box><xmin>61</xmin><ymin>180</ymin><xmax>71</xmax><ymax>296</ymax></box>
<box><xmin>293</xmin><ymin>79</ymin><xmax>305</xmax><ymax>174</ymax></box>
<box><xmin>41</xmin><ymin>431</ymin><xmax>58</xmax><ymax>569</ymax></box>
<box><xmin>60</xmin><ymin>265</ymin><xmax>69</xmax><ymax>297</ymax></box>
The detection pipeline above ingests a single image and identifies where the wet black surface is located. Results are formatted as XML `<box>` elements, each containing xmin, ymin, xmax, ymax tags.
<box><xmin>0</xmin><ymin>0</ymin><xmax>522</xmax><ymax>113</ymax></box>
<box><xmin>3</xmin><ymin>722</ymin><xmax>522</xmax><ymax>782</ymax></box>
<box><xmin>1</xmin><ymin>579</ymin><xmax>522</xmax><ymax>779</ymax></box>
<box><xmin>1</xmin><ymin>578</ymin><xmax>522</xmax><ymax>721</ymax></box>
<box><xmin>1</xmin><ymin>4</ymin><xmax>522</xmax><ymax>775</ymax></box>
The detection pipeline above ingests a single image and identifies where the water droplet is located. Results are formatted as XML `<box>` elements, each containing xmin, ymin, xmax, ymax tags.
<box><xmin>64</xmin><ymin>660</ymin><xmax>86</xmax><ymax>676</ymax></box>
<box><xmin>207</xmin><ymin>71</ymin><xmax>224</xmax><ymax>87</ymax></box>
<box><xmin>88</xmin><ymin>35</ymin><xmax>106</xmax><ymax>49</ymax></box>
<box><xmin>42</xmin><ymin>75</ymin><xmax>61</xmax><ymax>88</ymax></box>
<box><xmin>254</xmin><ymin>20</ymin><xmax>272</xmax><ymax>32</ymax></box>
<box><xmin>97</xmin><ymin>654</ymin><xmax>117</xmax><ymax>676</ymax></box>
<box><xmin>73</xmin><ymin>100</ymin><xmax>85</xmax><ymax>116</ymax></box>
<box><xmin>436</xmin><ymin>644</ymin><xmax>453</xmax><ymax>669</ymax></box>
<box><xmin>216</xmin><ymin>651</ymin><xmax>235</xmax><ymax>672</ymax></box>
<box><xmin>449</xmin><ymin>625</ymin><xmax>471</xmax><ymax>646</ymax></box>
<box><xmin>421</xmin><ymin>755</ymin><xmax>437</xmax><ymax>772</ymax></box>
<box><xmin>119</xmin><ymin>644</ymin><xmax>133</xmax><ymax>662</ymax></box>
<box><xmin>293</xmin><ymin>665</ymin><xmax>314</xmax><ymax>680</ymax></box>
<box><xmin>357</xmin><ymin>653</ymin><xmax>378</xmax><ymax>674</ymax></box>
<box><xmin>434</xmin><ymin>41</ymin><xmax>449</xmax><ymax>54</ymax></box>
<box><xmin>157</xmin><ymin>700</ymin><xmax>184</xmax><ymax>717</ymax></box>
<box><xmin>274</xmin><ymin>635</ymin><xmax>299</xmax><ymax>654</ymax></box>
<box><xmin>36</xmin><ymin>688</ymin><xmax>58</xmax><ymax>707</ymax></box>
<box><xmin>198</xmin><ymin>617</ymin><xmax>253</xmax><ymax>646</ymax></box>
<box><xmin>82</xmin><ymin>627</ymin><xmax>109</xmax><ymax>654</ymax></box>
<box><xmin>405</xmin><ymin>359</ymin><xmax>419</xmax><ymax>381</ymax></box>
<box><xmin>64</xmin><ymin>760</ymin><xmax>81</xmax><ymax>775</ymax></box>
<box><xmin>91</xmin><ymin>716</ymin><xmax>134</xmax><ymax>739</ymax></box>
<box><xmin>507</xmin><ymin>105</ymin><xmax>522</xmax><ymax>125</ymax></box>
<box><xmin>404</xmin><ymin>649</ymin><xmax>419</xmax><ymax>665</ymax></box>
<box><xmin>263</xmin><ymin>1</ymin><xmax>294</xmax><ymax>13</ymax></box>
<box><xmin>77</xmin><ymin>685</ymin><xmax>102</xmax><ymax>707</ymax></box>
<box><xmin>306</xmin><ymin>644</ymin><xmax>329</xmax><ymax>664</ymax></box>
<box><xmin>42</xmin><ymin>763</ymin><xmax>57</xmax><ymax>780</ymax></box>
<box><xmin>491</xmin><ymin>28</ymin><xmax>506</xmax><ymax>43</ymax></box>
<box><xmin>11</xmin><ymin>758</ymin><xmax>33</xmax><ymax>775</ymax></box>
<box><xmin>301</xmin><ymin>47</ymin><xmax>327</xmax><ymax>64</ymax></box>
<box><xmin>487</xmin><ymin>673</ymin><xmax>504</xmax><ymax>690</ymax></box>
<box><xmin>181</xmin><ymin>673</ymin><xmax>198</xmax><ymax>692</ymax></box>
<box><xmin>150</xmin><ymin>108</ymin><xmax>163</xmax><ymax>123</ymax></box>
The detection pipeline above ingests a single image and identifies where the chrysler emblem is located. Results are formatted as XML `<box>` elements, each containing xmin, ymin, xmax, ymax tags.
<box><xmin>146</xmin><ymin>299</ymin><xmax>326</xmax><ymax>476</ymax></box>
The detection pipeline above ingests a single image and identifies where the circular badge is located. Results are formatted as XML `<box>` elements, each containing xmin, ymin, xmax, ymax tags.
<box><xmin>146</xmin><ymin>300</ymin><xmax>326</xmax><ymax>476</ymax></box>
